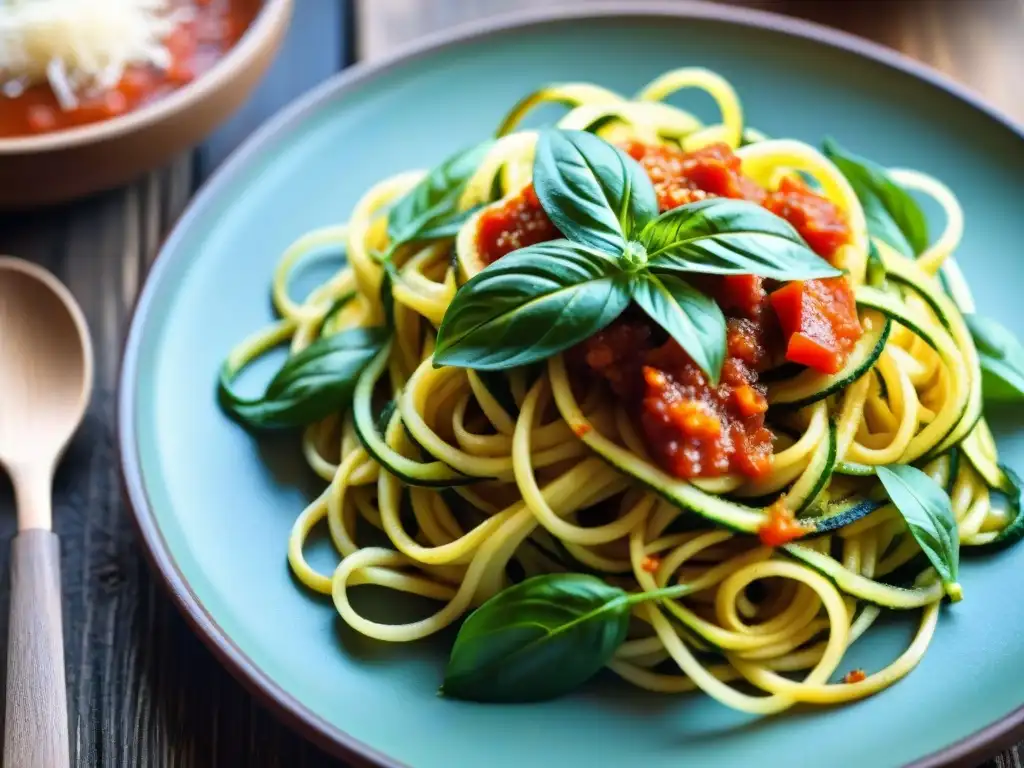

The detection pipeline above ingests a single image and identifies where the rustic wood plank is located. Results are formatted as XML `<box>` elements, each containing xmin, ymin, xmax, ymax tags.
<box><xmin>0</xmin><ymin>2</ymin><xmax>354</xmax><ymax>766</ymax></box>
<box><xmin>0</xmin><ymin>166</ymin><xmax>348</xmax><ymax>768</ymax></box>
<box><xmin>4</xmin><ymin>532</ymin><xmax>68</xmax><ymax>768</ymax></box>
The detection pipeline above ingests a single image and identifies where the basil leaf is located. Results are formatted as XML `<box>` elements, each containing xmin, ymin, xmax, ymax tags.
<box><xmin>876</xmin><ymin>464</ymin><xmax>960</xmax><ymax>595</ymax></box>
<box><xmin>533</xmin><ymin>129</ymin><xmax>658</xmax><ymax>252</ymax></box>
<box><xmin>413</xmin><ymin>206</ymin><xmax>481</xmax><ymax>242</ymax></box>
<box><xmin>965</xmin><ymin>314</ymin><xmax>1024</xmax><ymax>402</ymax></box>
<box><xmin>823</xmin><ymin>138</ymin><xmax>929</xmax><ymax>257</ymax></box>
<box><xmin>441</xmin><ymin>573</ymin><xmax>631</xmax><ymax>702</ymax></box>
<box><xmin>640</xmin><ymin>198</ymin><xmax>840</xmax><ymax>280</ymax></box>
<box><xmin>386</xmin><ymin>141</ymin><xmax>491</xmax><ymax>256</ymax></box>
<box><xmin>434</xmin><ymin>240</ymin><xmax>630</xmax><ymax>370</ymax></box>
<box><xmin>220</xmin><ymin>328</ymin><xmax>388</xmax><ymax>429</ymax></box>
<box><xmin>319</xmin><ymin>291</ymin><xmax>356</xmax><ymax>334</ymax></box>
<box><xmin>631</xmin><ymin>271</ymin><xmax>726</xmax><ymax>384</ymax></box>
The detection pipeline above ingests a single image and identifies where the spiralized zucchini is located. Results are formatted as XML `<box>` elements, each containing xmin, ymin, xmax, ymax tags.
<box><xmin>220</xmin><ymin>67</ymin><xmax>1017</xmax><ymax>714</ymax></box>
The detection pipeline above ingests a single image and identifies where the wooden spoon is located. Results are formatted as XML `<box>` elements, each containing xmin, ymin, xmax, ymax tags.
<box><xmin>0</xmin><ymin>257</ymin><xmax>93</xmax><ymax>768</ymax></box>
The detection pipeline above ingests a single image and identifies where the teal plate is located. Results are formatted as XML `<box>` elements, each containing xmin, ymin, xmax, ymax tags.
<box><xmin>118</xmin><ymin>4</ymin><xmax>1024</xmax><ymax>767</ymax></box>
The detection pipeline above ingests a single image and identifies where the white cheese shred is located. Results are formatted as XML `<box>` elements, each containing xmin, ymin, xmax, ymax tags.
<box><xmin>0</xmin><ymin>0</ymin><xmax>190</xmax><ymax>111</ymax></box>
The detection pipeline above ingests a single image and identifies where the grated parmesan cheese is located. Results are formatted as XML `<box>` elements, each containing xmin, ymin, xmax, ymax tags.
<box><xmin>0</xmin><ymin>0</ymin><xmax>190</xmax><ymax>110</ymax></box>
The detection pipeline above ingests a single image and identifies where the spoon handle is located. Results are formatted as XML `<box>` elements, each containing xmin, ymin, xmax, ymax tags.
<box><xmin>4</xmin><ymin>530</ymin><xmax>70</xmax><ymax>768</ymax></box>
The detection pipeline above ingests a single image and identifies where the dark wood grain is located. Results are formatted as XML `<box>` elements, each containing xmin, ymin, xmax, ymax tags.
<box><xmin>4</xmin><ymin>531</ymin><xmax>69</xmax><ymax>768</ymax></box>
<box><xmin>0</xmin><ymin>2</ymin><xmax>352</xmax><ymax>766</ymax></box>
<box><xmin>0</xmin><ymin>161</ymin><xmax>347</xmax><ymax>768</ymax></box>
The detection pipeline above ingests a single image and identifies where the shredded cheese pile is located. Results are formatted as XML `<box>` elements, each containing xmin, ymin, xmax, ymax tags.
<box><xmin>0</xmin><ymin>0</ymin><xmax>188</xmax><ymax>110</ymax></box>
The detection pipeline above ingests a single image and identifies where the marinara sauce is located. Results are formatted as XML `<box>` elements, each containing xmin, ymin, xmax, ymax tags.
<box><xmin>474</xmin><ymin>139</ymin><xmax>859</xmax><ymax>480</ymax></box>
<box><xmin>0</xmin><ymin>0</ymin><xmax>262</xmax><ymax>138</ymax></box>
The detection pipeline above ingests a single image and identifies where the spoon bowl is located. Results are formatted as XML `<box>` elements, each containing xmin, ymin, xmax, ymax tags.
<box><xmin>0</xmin><ymin>258</ymin><xmax>93</xmax><ymax>477</ymax></box>
<box><xmin>0</xmin><ymin>256</ymin><xmax>92</xmax><ymax>768</ymax></box>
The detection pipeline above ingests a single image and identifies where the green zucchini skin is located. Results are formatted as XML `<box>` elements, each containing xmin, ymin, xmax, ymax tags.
<box><xmin>941</xmin><ymin>449</ymin><xmax>959</xmax><ymax>495</ymax></box>
<box><xmin>882</xmin><ymin>260</ymin><xmax>982</xmax><ymax>454</ymax></box>
<box><xmin>353</xmin><ymin>345</ymin><xmax>478</xmax><ymax>487</ymax></box>
<box><xmin>768</xmin><ymin>317</ymin><xmax>891</xmax><ymax>411</ymax></box>
<box><xmin>835</xmin><ymin>461</ymin><xmax>876</xmax><ymax>477</ymax></box>
<box><xmin>791</xmin><ymin>420</ymin><xmax>837</xmax><ymax>516</ymax></box>
<box><xmin>472</xmin><ymin>370</ymin><xmax>520</xmax><ymax>417</ymax></box>
<box><xmin>782</xmin><ymin>543</ymin><xmax>943</xmax><ymax>608</ymax></box>
<box><xmin>584</xmin><ymin>443</ymin><xmax>766</xmax><ymax>534</ymax></box>
<box><xmin>853</xmin><ymin>286</ymin><xmax>941</xmax><ymax>350</ymax></box>
<box><xmin>549</xmin><ymin>357</ymin><xmax>766</xmax><ymax>534</ymax></box>
<box><xmin>806</xmin><ymin>498</ymin><xmax>885</xmax><ymax>536</ymax></box>
<box><xmin>968</xmin><ymin>465</ymin><xmax>1024</xmax><ymax>552</ymax></box>
<box><xmin>960</xmin><ymin>428</ymin><xmax>1004</xmax><ymax>490</ymax></box>
<box><xmin>450</xmin><ymin>248</ymin><xmax>465</xmax><ymax>288</ymax></box>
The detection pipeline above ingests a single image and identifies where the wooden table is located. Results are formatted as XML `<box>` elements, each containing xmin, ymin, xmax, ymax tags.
<box><xmin>0</xmin><ymin>1</ymin><xmax>1021</xmax><ymax>765</ymax></box>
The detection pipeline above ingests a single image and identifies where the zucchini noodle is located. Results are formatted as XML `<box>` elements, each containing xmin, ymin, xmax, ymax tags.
<box><xmin>220</xmin><ymin>68</ymin><xmax>1018</xmax><ymax>715</ymax></box>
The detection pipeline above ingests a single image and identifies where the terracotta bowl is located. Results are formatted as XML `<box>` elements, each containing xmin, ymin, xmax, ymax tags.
<box><xmin>0</xmin><ymin>0</ymin><xmax>293</xmax><ymax>209</ymax></box>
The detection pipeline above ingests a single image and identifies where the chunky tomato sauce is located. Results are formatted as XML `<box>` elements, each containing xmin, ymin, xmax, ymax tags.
<box><xmin>0</xmin><ymin>0</ymin><xmax>261</xmax><ymax>138</ymax></box>
<box><xmin>476</xmin><ymin>139</ymin><xmax>861</xmax><ymax>479</ymax></box>
<box><xmin>770</xmin><ymin>276</ymin><xmax>861</xmax><ymax>375</ymax></box>
<box><xmin>624</xmin><ymin>140</ymin><xmax>766</xmax><ymax>208</ymax></box>
<box><xmin>477</xmin><ymin>184</ymin><xmax>559</xmax><ymax>264</ymax></box>
<box><xmin>765</xmin><ymin>177</ymin><xmax>851</xmax><ymax>261</ymax></box>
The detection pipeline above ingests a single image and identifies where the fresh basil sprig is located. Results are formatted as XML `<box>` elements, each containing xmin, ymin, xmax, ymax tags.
<box><xmin>220</xmin><ymin>327</ymin><xmax>388</xmax><ymax>429</ymax></box>
<box><xmin>382</xmin><ymin>141</ymin><xmax>492</xmax><ymax>260</ymax></box>
<box><xmin>435</xmin><ymin>129</ymin><xmax>838</xmax><ymax>381</ymax></box>
<box><xmin>641</xmin><ymin>198</ymin><xmax>840</xmax><ymax>280</ymax></box>
<box><xmin>441</xmin><ymin>573</ymin><xmax>689</xmax><ymax>703</ymax></box>
<box><xmin>533</xmin><ymin>129</ymin><xmax>657</xmax><ymax>253</ymax></box>
<box><xmin>434</xmin><ymin>240</ymin><xmax>630</xmax><ymax>370</ymax></box>
<box><xmin>823</xmin><ymin>138</ymin><xmax>929</xmax><ymax>258</ymax></box>
<box><xmin>630</xmin><ymin>271</ymin><xmax>725</xmax><ymax>379</ymax></box>
<box><xmin>964</xmin><ymin>314</ymin><xmax>1024</xmax><ymax>402</ymax></box>
<box><xmin>876</xmin><ymin>464</ymin><xmax>961</xmax><ymax>600</ymax></box>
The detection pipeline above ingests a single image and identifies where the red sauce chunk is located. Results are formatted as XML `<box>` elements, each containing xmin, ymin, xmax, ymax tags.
<box><xmin>641</xmin><ymin>555</ymin><xmax>662</xmax><ymax>573</ymax></box>
<box><xmin>843</xmin><ymin>669</ymin><xmax>868</xmax><ymax>684</ymax></box>
<box><xmin>580</xmin><ymin>320</ymin><xmax>655</xmax><ymax>400</ymax></box>
<box><xmin>639</xmin><ymin>319</ymin><xmax>774</xmax><ymax>479</ymax></box>
<box><xmin>758</xmin><ymin>499</ymin><xmax>810</xmax><ymax>546</ymax></box>
<box><xmin>770</xmin><ymin>277</ymin><xmax>861</xmax><ymax>375</ymax></box>
<box><xmin>702</xmin><ymin>273</ymin><xmax>769</xmax><ymax>321</ymax></box>
<box><xmin>764</xmin><ymin>177</ymin><xmax>851</xmax><ymax>263</ymax></box>
<box><xmin>476</xmin><ymin>184</ymin><xmax>560</xmax><ymax>264</ymax></box>
<box><xmin>476</xmin><ymin>139</ymin><xmax>862</xmax><ymax>478</ymax></box>
<box><xmin>624</xmin><ymin>140</ymin><xmax>765</xmax><ymax>210</ymax></box>
<box><xmin>577</xmin><ymin>314</ymin><xmax>774</xmax><ymax>480</ymax></box>
<box><xmin>0</xmin><ymin>0</ymin><xmax>261</xmax><ymax>138</ymax></box>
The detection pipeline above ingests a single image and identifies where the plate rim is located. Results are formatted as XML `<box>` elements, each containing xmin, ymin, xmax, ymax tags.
<box><xmin>117</xmin><ymin>3</ymin><xmax>1024</xmax><ymax>767</ymax></box>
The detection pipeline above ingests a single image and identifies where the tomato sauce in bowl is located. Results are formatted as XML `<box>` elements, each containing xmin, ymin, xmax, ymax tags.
<box><xmin>0</xmin><ymin>0</ymin><xmax>262</xmax><ymax>138</ymax></box>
